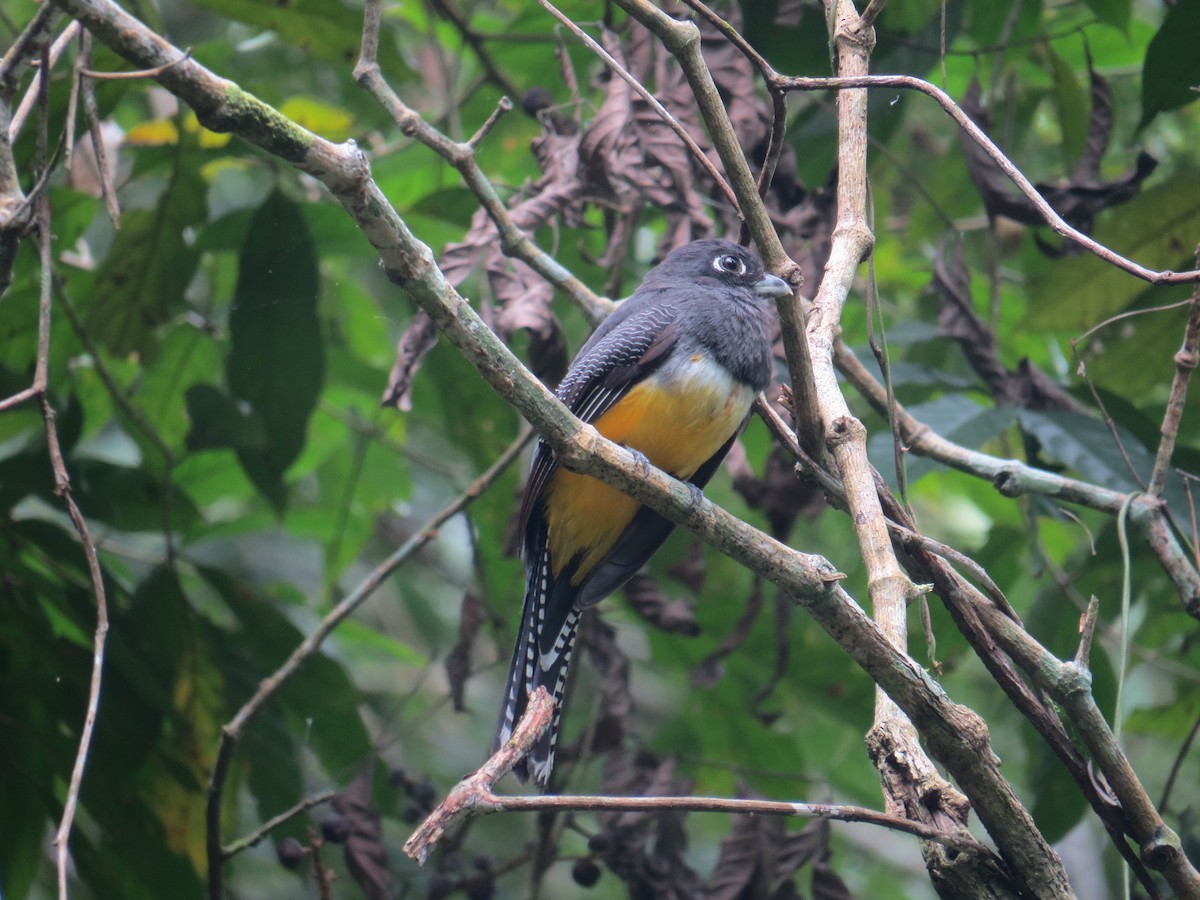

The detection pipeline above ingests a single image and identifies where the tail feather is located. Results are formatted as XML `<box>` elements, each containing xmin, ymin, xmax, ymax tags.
<box><xmin>492</xmin><ymin>539</ymin><xmax>581</xmax><ymax>789</ymax></box>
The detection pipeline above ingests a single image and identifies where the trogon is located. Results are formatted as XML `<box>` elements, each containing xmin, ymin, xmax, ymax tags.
<box><xmin>492</xmin><ymin>239</ymin><xmax>790</xmax><ymax>787</ymax></box>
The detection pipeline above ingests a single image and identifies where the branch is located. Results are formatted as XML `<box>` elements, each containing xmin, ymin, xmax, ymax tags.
<box><xmin>777</xmin><ymin>73</ymin><xmax>1200</xmax><ymax>286</ymax></box>
<box><xmin>977</xmin><ymin>593</ymin><xmax>1200</xmax><ymax>897</ymax></box>
<box><xmin>426</xmin><ymin>0</ymin><xmax>525</xmax><ymax>102</ymax></box>
<box><xmin>1148</xmin><ymin>246</ymin><xmax>1200</xmax><ymax>497</ymax></box>
<box><xmin>403</xmin><ymin>686</ymin><xmax>557</xmax><ymax>864</ymax></box>
<box><xmin>221</xmin><ymin>791</ymin><xmax>337</xmax><ymax>860</ymax></box>
<box><xmin>404</xmin><ymin>686</ymin><xmax>999</xmax><ymax>865</ymax></box>
<box><xmin>9</xmin><ymin>21</ymin><xmax>80</xmax><ymax>141</ymax></box>
<box><xmin>18</xmin><ymin>53</ymin><xmax>111</xmax><ymax>900</ymax></box>
<box><xmin>835</xmin><ymin>342</ymin><xmax>1200</xmax><ymax>618</ymax></box>
<box><xmin>0</xmin><ymin>3</ymin><xmax>58</xmax><ymax>91</ymax></box>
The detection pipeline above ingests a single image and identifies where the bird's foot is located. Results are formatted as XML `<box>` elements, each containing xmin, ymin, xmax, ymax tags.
<box><xmin>686</xmin><ymin>482</ymin><xmax>705</xmax><ymax>512</ymax></box>
<box><xmin>627</xmin><ymin>448</ymin><xmax>652</xmax><ymax>480</ymax></box>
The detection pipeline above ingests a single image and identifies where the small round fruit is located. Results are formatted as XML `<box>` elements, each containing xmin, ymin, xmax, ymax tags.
<box><xmin>276</xmin><ymin>837</ymin><xmax>305</xmax><ymax>870</ymax></box>
<box><xmin>572</xmin><ymin>858</ymin><xmax>602</xmax><ymax>888</ymax></box>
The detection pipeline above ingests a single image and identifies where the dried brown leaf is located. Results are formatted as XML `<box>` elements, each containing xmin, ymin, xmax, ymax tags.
<box><xmin>933</xmin><ymin>239</ymin><xmax>1010</xmax><ymax>400</ymax></box>
<box><xmin>960</xmin><ymin>80</ymin><xmax>1157</xmax><ymax>241</ymax></box>
<box><xmin>708</xmin><ymin>813</ymin><xmax>841</xmax><ymax>900</ymax></box>
<box><xmin>729</xmin><ymin>442</ymin><xmax>825</xmax><ymax>540</ymax></box>
<box><xmin>594</xmin><ymin>754</ymin><xmax>705</xmax><ymax>900</ymax></box>
<box><xmin>380</xmin><ymin>311</ymin><xmax>439</xmax><ymax>411</ymax></box>
<box><xmin>331</xmin><ymin>768</ymin><xmax>392</xmax><ymax>900</ymax></box>
<box><xmin>707</xmin><ymin>812</ymin><xmax>785</xmax><ymax>900</ymax></box>
<box><xmin>1074</xmin><ymin>49</ymin><xmax>1113</xmax><ymax>183</ymax></box>
<box><xmin>699</xmin><ymin>10</ymin><xmax>770</xmax><ymax>155</ymax></box>
<box><xmin>586</xmin><ymin>616</ymin><xmax>632</xmax><ymax>737</ymax></box>
<box><xmin>933</xmin><ymin>239</ymin><xmax>1088</xmax><ymax>412</ymax></box>
<box><xmin>624</xmin><ymin>572</ymin><xmax>700</xmax><ymax>636</ymax></box>
<box><xmin>445</xmin><ymin>591</ymin><xmax>486</xmax><ymax>712</ymax></box>
<box><xmin>666</xmin><ymin>539</ymin><xmax>707</xmax><ymax>594</ymax></box>
<box><xmin>751</xmin><ymin>589</ymin><xmax>795</xmax><ymax>721</ymax></box>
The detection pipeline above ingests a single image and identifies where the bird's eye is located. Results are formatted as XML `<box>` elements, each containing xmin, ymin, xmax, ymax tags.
<box><xmin>713</xmin><ymin>254</ymin><xmax>747</xmax><ymax>276</ymax></box>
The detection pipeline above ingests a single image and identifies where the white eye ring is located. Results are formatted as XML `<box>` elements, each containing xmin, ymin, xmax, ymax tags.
<box><xmin>713</xmin><ymin>254</ymin><xmax>747</xmax><ymax>276</ymax></box>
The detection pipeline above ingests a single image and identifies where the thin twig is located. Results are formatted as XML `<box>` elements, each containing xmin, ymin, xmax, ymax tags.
<box><xmin>1181</xmin><ymin>471</ymin><xmax>1200</xmax><ymax>573</ymax></box>
<box><xmin>78</xmin><ymin>49</ymin><xmax>191</xmax><ymax>80</ymax></box>
<box><xmin>9</xmin><ymin>21</ymin><xmax>80</xmax><ymax>141</ymax></box>
<box><xmin>204</xmin><ymin>426</ymin><xmax>534</xmax><ymax>898</ymax></box>
<box><xmin>776</xmin><ymin>73</ymin><xmax>1200</xmax><ymax>286</ymax></box>
<box><xmin>46</xmin><ymin>396</ymin><xmax>111</xmax><ymax>900</ymax></box>
<box><xmin>31</xmin><ymin>43</ymin><xmax>109</xmax><ymax>894</ymax></box>
<box><xmin>63</xmin><ymin>28</ymin><xmax>83</xmax><ymax>167</ymax></box>
<box><xmin>1160</xmin><ymin>710</ymin><xmax>1200</xmax><ymax>813</ymax></box>
<box><xmin>1073</xmin><ymin>297</ymin><xmax>1195</xmax><ymax>349</ymax></box>
<box><xmin>79</xmin><ymin>33</ymin><xmax>120</xmax><ymax>226</ymax></box>
<box><xmin>0</xmin><ymin>2</ymin><xmax>57</xmax><ymax>89</ymax></box>
<box><xmin>0</xmin><ymin>385</ymin><xmax>38</xmax><ymax>412</ymax></box>
<box><xmin>56</xmin><ymin>280</ymin><xmax>177</xmax><ymax>561</ymax></box>
<box><xmin>1148</xmin><ymin>249</ymin><xmax>1200</xmax><ymax>497</ymax></box>
<box><xmin>859</xmin><ymin>0</ymin><xmax>887</xmax><ymax>30</ymax></box>
<box><xmin>467</xmin><ymin>95</ymin><xmax>512</xmax><ymax>148</ymax></box>
<box><xmin>1070</xmin><ymin>350</ymin><xmax>1148</xmax><ymax>491</ymax></box>
<box><xmin>1113</xmin><ymin>493</ymin><xmax>1139</xmax><ymax>747</ymax></box>
<box><xmin>221</xmin><ymin>790</ymin><xmax>337</xmax><ymax>860</ymax></box>
<box><xmin>427</xmin><ymin>0</ymin><xmax>524</xmax><ymax>101</ymax></box>
<box><xmin>1074</xmin><ymin>596</ymin><xmax>1101</xmax><ymax>668</ymax></box>
<box><xmin>56</xmin><ymin>282</ymin><xmax>174</xmax><ymax>465</ymax></box>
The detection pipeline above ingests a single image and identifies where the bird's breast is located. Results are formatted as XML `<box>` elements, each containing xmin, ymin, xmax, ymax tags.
<box><xmin>604</xmin><ymin>353</ymin><xmax>754</xmax><ymax>476</ymax></box>
<box><xmin>543</xmin><ymin>354</ymin><xmax>753</xmax><ymax>582</ymax></box>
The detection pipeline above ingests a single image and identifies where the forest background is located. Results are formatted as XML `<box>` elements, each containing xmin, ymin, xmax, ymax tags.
<box><xmin>2</xmin><ymin>0</ymin><xmax>1200</xmax><ymax>898</ymax></box>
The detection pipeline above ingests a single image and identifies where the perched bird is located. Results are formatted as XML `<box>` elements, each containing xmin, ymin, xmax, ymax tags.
<box><xmin>492</xmin><ymin>239</ymin><xmax>790</xmax><ymax>787</ymax></box>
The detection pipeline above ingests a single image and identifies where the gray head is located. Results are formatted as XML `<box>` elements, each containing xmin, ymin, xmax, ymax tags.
<box><xmin>642</xmin><ymin>239</ymin><xmax>792</xmax><ymax>301</ymax></box>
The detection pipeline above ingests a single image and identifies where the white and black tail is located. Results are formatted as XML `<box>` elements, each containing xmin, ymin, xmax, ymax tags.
<box><xmin>492</xmin><ymin>534</ymin><xmax>581</xmax><ymax>788</ymax></box>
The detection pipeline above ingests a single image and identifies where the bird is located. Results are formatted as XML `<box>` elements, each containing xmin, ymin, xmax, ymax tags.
<box><xmin>492</xmin><ymin>238</ymin><xmax>790</xmax><ymax>788</ymax></box>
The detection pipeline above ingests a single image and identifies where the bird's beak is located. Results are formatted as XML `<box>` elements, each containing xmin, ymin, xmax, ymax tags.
<box><xmin>754</xmin><ymin>273</ymin><xmax>792</xmax><ymax>299</ymax></box>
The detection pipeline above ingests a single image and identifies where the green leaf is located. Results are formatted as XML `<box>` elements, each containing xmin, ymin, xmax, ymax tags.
<box><xmin>85</xmin><ymin>164</ymin><xmax>207</xmax><ymax>356</ymax></box>
<box><xmin>1019</xmin><ymin>410</ymin><xmax>1146</xmax><ymax>491</ymax></box>
<box><xmin>130</xmin><ymin>324</ymin><xmax>224</xmax><ymax>464</ymax></box>
<box><xmin>1024</xmin><ymin>173</ymin><xmax>1200</xmax><ymax>329</ymax></box>
<box><xmin>185</xmin><ymin>383</ymin><xmax>267</xmax><ymax>454</ymax></box>
<box><xmin>189</xmin><ymin>0</ymin><xmax>413</xmax><ymax>77</ymax></box>
<box><xmin>69</xmin><ymin>458</ymin><xmax>201</xmax><ymax>532</ymax></box>
<box><xmin>334</xmin><ymin>619</ymin><xmax>427</xmax><ymax>667</ymax></box>
<box><xmin>1042</xmin><ymin>46</ymin><xmax>1089</xmax><ymax>171</ymax></box>
<box><xmin>1084</xmin><ymin>0</ymin><xmax>1131</xmax><ymax>32</ymax></box>
<box><xmin>278</xmin><ymin>96</ymin><xmax>354</xmax><ymax>142</ymax></box>
<box><xmin>968</xmin><ymin>0</ymin><xmax>1044</xmax><ymax>48</ymax></box>
<box><xmin>869</xmin><ymin>396</ymin><xmax>1018</xmax><ymax>485</ymax></box>
<box><xmin>226</xmin><ymin>191</ymin><xmax>325</xmax><ymax>512</ymax></box>
<box><xmin>1138</xmin><ymin>0</ymin><xmax>1200</xmax><ymax>129</ymax></box>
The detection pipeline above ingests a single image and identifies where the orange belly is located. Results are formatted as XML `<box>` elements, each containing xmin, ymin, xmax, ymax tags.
<box><xmin>544</xmin><ymin>357</ymin><xmax>753</xmax><ymax>583</ymax></box>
